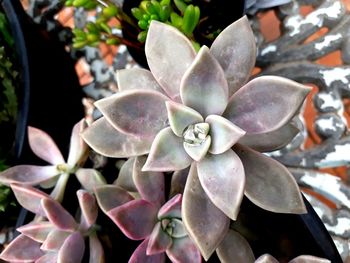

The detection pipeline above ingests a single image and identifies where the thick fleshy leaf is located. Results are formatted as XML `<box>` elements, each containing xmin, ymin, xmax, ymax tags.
<box><xmin>183</xmin><ymin>136</ymin><xmax>211</xmax><ymax>162</ymax></box>
<box><xmin>206</xmin><ymin>115</ymin><xmax>245</xmax><ymax>154</ymax></box>
<box><xmin>146</xmin><ymin>222</ymin><xmax>172</xmax><ymax>255</ymax></box>
<box><xmin>115</xmin><ymin>157</ymin><xmax>137</xmax><ymax>192</ymax></box>
<box><xmin>234</xmin><ymin>144</ymin><xmax>307</xmax><ymax>214</ymax></box>
<box><xmin>41</xmin><ymin>230</ymin><xmax>70</xmax><ymax>251</ymax></box>
<box><xmin>238</xmin><ymin>123</ymin><xmax>299</xmax><ymax>152</ymax></box>
<box><xmin>166</xmin><ymin>101</ymin><xmax>203</xmax><ymax>137</ymax></box>
<box><xmin>143</xmin><ymin>127</ymin><xmax>192</xmax><ymax>172</ymax></box>
<box><xmin>11</xmin><ymin>183</ymin><xmax>51</xmax><ymax>216</ymax></box>
<box><xmin>183</xmin><ymin>164</ymin><xmax>230</xmax><ymax>260</ymax></box>
<box><xmin>289</xmin><ymin>255</ymin><xmax>331</xmax><ymax>263</ymax></box>
<box><xmin>41</xmin><ymin>198</ymin><xmax>78</xmax><ymax>231</ymax></box>
<box><xmin>224</xmin><ymin>76</ymin><xmax>310</xmax><ymax>134</ymax></box>
<box><xmin>0</xmin><ymin>165</ymin><xmax>59</xmax><ymax>185</ymax></box>
<box><xmin>133</xmin><ymin>156</ymin><xmax>165</xmax><ymax>207</ymax></box>
<box><xmin>94</xmin><ymin>185</ymin><xmax>134</xmax><ymax>214</ymax></box>
<box><xmin>129</xmin><ymin>238</ymin><xmax>166</xmax><ymax>263</ymax></box>
<box><xmin>28</xmin><ymin>126</ymin><xmax>64</xmax><ymax>165</ymax></box>
<box><xmin>166</xmin><ymin>237</ymin><xmax>201</xmax><ymax>263</ymax></box>
<box><xmin>95</xmin><ymin>89</ymin><xmax>169</xmax><ymax>138</ymax></box>
<box><xmin>158</xmin><ymin>194</ymin><xmax>182</xmax><ymax>219</ymax></box>
<box><xmin>57</xmin><ymin>232</ymin><xmax>85</xmax><ymax>263</ymax></box>
<box><xmin>17</xmin><ymin>221</ymin><xmax>54</xmax><ymax>242</ymax></box>
<box><xmin>108</xmin><ymin>199</ymin><xmax>157</xmax><ymax>240</ymax></box>
<box><xmin>0</xmin><ymin>234</ymin><xmax>43</xmax><ymax>262</ymax></box>
<box><xmin>77</xmin><ymin>190</ymin><xmax>98</xmax><ymax>229</ymax></box>
<box><xmin>117</xmin><ymin>68</ymin><xmax>167</xmax><ymax>96</ymax></box>
<box><xmin>197</xmin><ymin>149</ymin><xmax>245</xmax><ymax>220</ymax></box>
<box><xmin>145</xmin><ymin>20</ymin><xmax>196</xmax><ymax>100</ymax></box>
<box><xmin>170</xmin><ymin>168</ymin><xmax>189</xmax><ymax>197</ymax></box>
<box><xmin>181</xmin><ymin>46</ymin><xmax>228</xmax><ymax>117</ymax></box>
<box><xmin>254</xmin><ymin>254</ymin><xmax>279</xmax><ymax>263</ymax></box>
<box><xmin>67</xmin><ymin>119</ymin><xmax>88</xmax><ymax>166</ymax></box>
<box><xmin>75</xmin><ymin>168</ymin><xmax>106</xmax><ymax>191</ymax></box>
<box><xmin>216</xmin><ymin>229</ymin><xmax>255</xmax><ymax>263</ymax></box>
<box><xmin>36</xmin><ymin>252</ymin><xmax>58</xmax><ymax>263</ymax></box>
<box><xmin>82</xmin><ymin>117</ymin><xmax>153</xmax><ymax>157</ymax></box>
<box><xmin>89</xmin><ymin>233</ymin><xmax>105</xmax><ymax>263</ymax></box>
<box><xmin>210</xmin><ymin>16</ymin><xmax>256</xmax><ymax>97</ymax></box>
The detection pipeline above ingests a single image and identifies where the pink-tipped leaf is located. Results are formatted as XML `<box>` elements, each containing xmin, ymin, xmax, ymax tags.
<box><xmin>166</xmin><ymin>236</ymin><xmax>202</xmax><ymax>263</ymax></box>
<box><xmin>146</xmin><ymin>222</ymin><xmax>172</xmax><ymax>255</ymax></box>
<box><xmin>145</xmin><ymin>20</ymin><xmax>196</xmax><ymax>100</ymax></box>
<box><xmin>57</xmin><ymin>232</ymin><xmax>85</xmax><ymax>263</ymax></box>
<box><xmin>17</xmin><ymin>221</ymin><xmax>54</xmax><ymax>242</ymax></box>
<box><xmin>183</xmin><ymin>164</ymin><xmax>230</xmax><ymax>260</ymax></box>
<box><xmin>108</xmin><ymin>199</ymin><xmax>157</xmax><ymax>240</ymax></box>
<box><xmin>41</xmin><ymin>230</ymin><xmax>70</xmax><ymax>251</ymax></box>
<box><xmin>77</xmin><ymin>190</ymin><xmax>98</xmax><ymax>229</ymax></box>
<box><xmin>129</xmin><ymin>238</ymin><xmax>166</xmax><ymax>263</ymax></box>
<box><xmin>75</xmin><ymin>168</ymin><xmax>106</xmax><ymax>191</ymax></box>
<box><xmin>143</xmin><ymin>127</ymin><xmax>192</xmax><ymax>172</ymax></box>
<box><xmin>67</xmin><ymin>119</ymin><xmax>88</xmax><ymax>166</ymax></box>
<box><xmin>158</xmin><ymin>194</ymin><xmax>182</xmax><ymax>219</ymax></box>
<box><xmin>181</xmin><ymin>46</ymin><xmax>228</xmax><ymax>117</ymax></box>
<box><xmin>28</xmin><ymin>126</ymin><xmax>64</xmax><ymax>165</ymax></box>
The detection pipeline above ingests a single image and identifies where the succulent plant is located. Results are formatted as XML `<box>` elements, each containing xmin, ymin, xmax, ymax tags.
<box><xmin>0</xmin><ymin>119</ymin><xmax>105</xmax><ymax>201</ymax></box>
<box><xmin>82</xmin><ymin>15</ymin><xmax>311</xmax><ymax>260</ymax></box>
<box><xmin>0</xmin><ymin>184</ymin><xmax>102</xmax><ymax>262</ymax></box>
<box><xmin>95</xmin><ymin>155</ymin><xmax>201</xmax><ymax>262</ymax></box>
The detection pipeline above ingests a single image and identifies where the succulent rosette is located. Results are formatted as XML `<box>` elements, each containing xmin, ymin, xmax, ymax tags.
<box><xmin>0</xmin><ymin>120</ymin><xmax>105</xmax><ymax>201</ymax></box>
<box><xmin>0</xmin><ymin>185</ymin><xmax>102</xmax><ymax>262</ymax></box>
<box><xmin>83</xmin><ymin>16</ymin><xmax>310</xmax><ymax>259</ymax></box>
<box><xmin>94</xmin><ymin>156</ymin><xmax>201</xmax><ymax>262</ymax></box>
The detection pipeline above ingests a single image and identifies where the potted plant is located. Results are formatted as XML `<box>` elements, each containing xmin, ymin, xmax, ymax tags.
<box><xmin>0</xmin><ymin>14</ymin><xmax>343</xmax><ymax>262</ymax></box>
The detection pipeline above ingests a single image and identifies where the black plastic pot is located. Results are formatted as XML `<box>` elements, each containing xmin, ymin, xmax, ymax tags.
<box><xmin>122</xmin><ymin>0</ymin><xmax>246</xmax><ymax>67</ymax></box>
<box><xmin>0</xmin><ymin>0</ymin><xmax>84</xmax><ymax>228</ymax></box>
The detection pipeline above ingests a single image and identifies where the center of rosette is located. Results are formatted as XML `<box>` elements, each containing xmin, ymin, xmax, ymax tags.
<box><xmin>183</xmin><ymin>123</ymin><xmax>210</xmax><ymax>146</ymax></box>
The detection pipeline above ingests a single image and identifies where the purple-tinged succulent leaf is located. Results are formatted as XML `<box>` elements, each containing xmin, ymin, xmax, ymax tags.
<box><xmin>0</xmin><ymin>165</ymin><xmax>59</xmax><ymax>186</ymax></box>
<box><xmin>224</xmin><ymin>76</ymin><xmax>311</xmax><ymax>134</ymax></box>
<box><xmin>234</xmin><ymin>144</ymin><xmax>307</xmax><ymax>214</ymax></box>
<box><xmin>75</xmin><ymin>168</ymin><xmax>106</xmax><ymax>191</ymax></box>
<box><xmin>166</xmin><ymin>237</ymin><xmax>202</xmax><ymax>263</ymax></box>
<box><xmin>39</xmin><ymin>176</ymin><xmax>59</xmax><ymax>189</ymax></box>
<box><xmin>94</xmin><ymin>185</ymin><xmax>134</xmax><ymax>214</ymax></box>
<box><xmin>77</xmin><ymin>190</ymin><xmax>98</xmax><ymax>229</ymax></box>
<box><xmin>129</xmin><ymin>238</ymin><xmax>166</xmax><ymax>263</ymax></box>
<box><xmin>181</xmin><ymin>46</ymin><xmax>228</xmax><ymax>117</ymax></box>
<box><xmin>143</xmin><ymin>127</ymin><xmax>192</xmax><ymax>172</ymax></box>
<box><xmin>117</xmin><ymin>68</ymin><xmax>168</xmax><ymax>96</ymax></box>
<box><xmin>206</xmin><ymin>115</ymin><xmax>246</xmax><ymax>154</ymax></box>
<box><xmin>145</xmin><ymin>20</ymin><xmax>196</xmax><ymax>101</ymax></box>
<box><xmin>166</xmin><ymin>101</ymin><xmax>204</xmax><ymax>137</ymax></box>
<box><xmin>82</xmin><ymin>117</ymin><xmax>153</xmax><ymax>158</ymax></box>
<box><xmin>183</xmin><ymin>164</ymin><xmax>230</xmax><ymax>260</ymax></box>
<box><xmin>238</xmin><ymin>123</ymin><xmax>299</xmax><ymax>152</ymax></box>
<box><xmin>11</xmin><ymin>184</ymin><xmax>51</xmax><ymax>216</ymax></box>
<box><xmin>17</xmin><ymin>221</ymin><xmax>54</xmax><ymax>242</ymax></box>
<box><xmin>115</xmin><ymin>158</ymin><xmax>137</xmax><ymax>192</ymax></box>
<box><xmin>183</xmin><ymin>136</ymin><xmax>211</xmax><ymax>162</ymax></box>
<box><xmin>28</xmin><ymin>126</ymin><xmax>65</xmax><ymax>165</ymax></box>
<box><xmin>210</xmin><ymin>16</ymin><xmax>256</xmax><ymax>97</ymax></box>
<box><xmin>57</xmin><ymin>232</ymin><xmax>85</xmax><ymax>263</ymax></box>
<box><xmin>254</xmin><ymin>254</ymin><xmax>279</xmax><ymax>263</ymax></box>
<box><xmin>158</xmin><ymin>194</ymin><xmax>182</xmax><ymax>219</ymax></box>
<box><xmin>108</xmin><ymin>199</ymin><xmax>158</xmax><ymax>240</ymax></box>
<box><xmin>133</xmin><ymin>156</ymin><xmax>165</xmax><ymax>207</ymax></box>
<box><xmin>67</xmin><ymin>119</ymin><xmax>88</xmax><ymax>166</ymax></box>
<box><xmin>170</xmin><ymin>168</ymin><xmax>189</xmax><ymax>197</ymax></box>
<box><xmin>289</xmin><ymin>255</ymin><xmax>331</xmax><ymax>263</ymax></box>
<box><xmin>89</xmin><ymin>233</ymin><xmax>105</xmax><ymax>263</ymax></box>
<box><xmin>0</xmin><ymin>234</ymin><xmax>43</xmax><ymax>262</ymax></box>
<box><xmin>41</xmin><ymin>198</ymin><xmax>78</xmax><ymax>231</ymax></box>
<box><xmin>197</xmin><ymin>149</ymin><xmax>245</xmax><ymax>220</ymax></box>
<box><xmin>216</xmin><ymin>229</ymin><xmax>255</xmax><ymax>263</ymax></box>
<box><xmin>95</xmin><ymin>89</ymin><xmax>169</xmax><ymax>138</ymax></box>
<box><xmin>146</xmin><ymin>222</ymin><xmax>172</xmax><ymax>255</ymax></box>
<box><xmin>35</xmin><ymin>252</ymin><xmax>58</xmax><ymax>263</ymax></box>
<box><xmin>41</xmin><ymin>229</ymin><xmax>70</xmax><ymax>251</ymax></box>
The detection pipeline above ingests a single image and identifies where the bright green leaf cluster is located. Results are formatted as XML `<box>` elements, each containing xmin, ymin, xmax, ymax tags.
<box><xmin>66</xmin><ymin>0</ymin><xmax>122</xmax><ymax>49</ymax></box>
<box><xmin>132</xmin><ymin>0</ymin><xmax>200</xmax><ymax>42</ymax></box>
